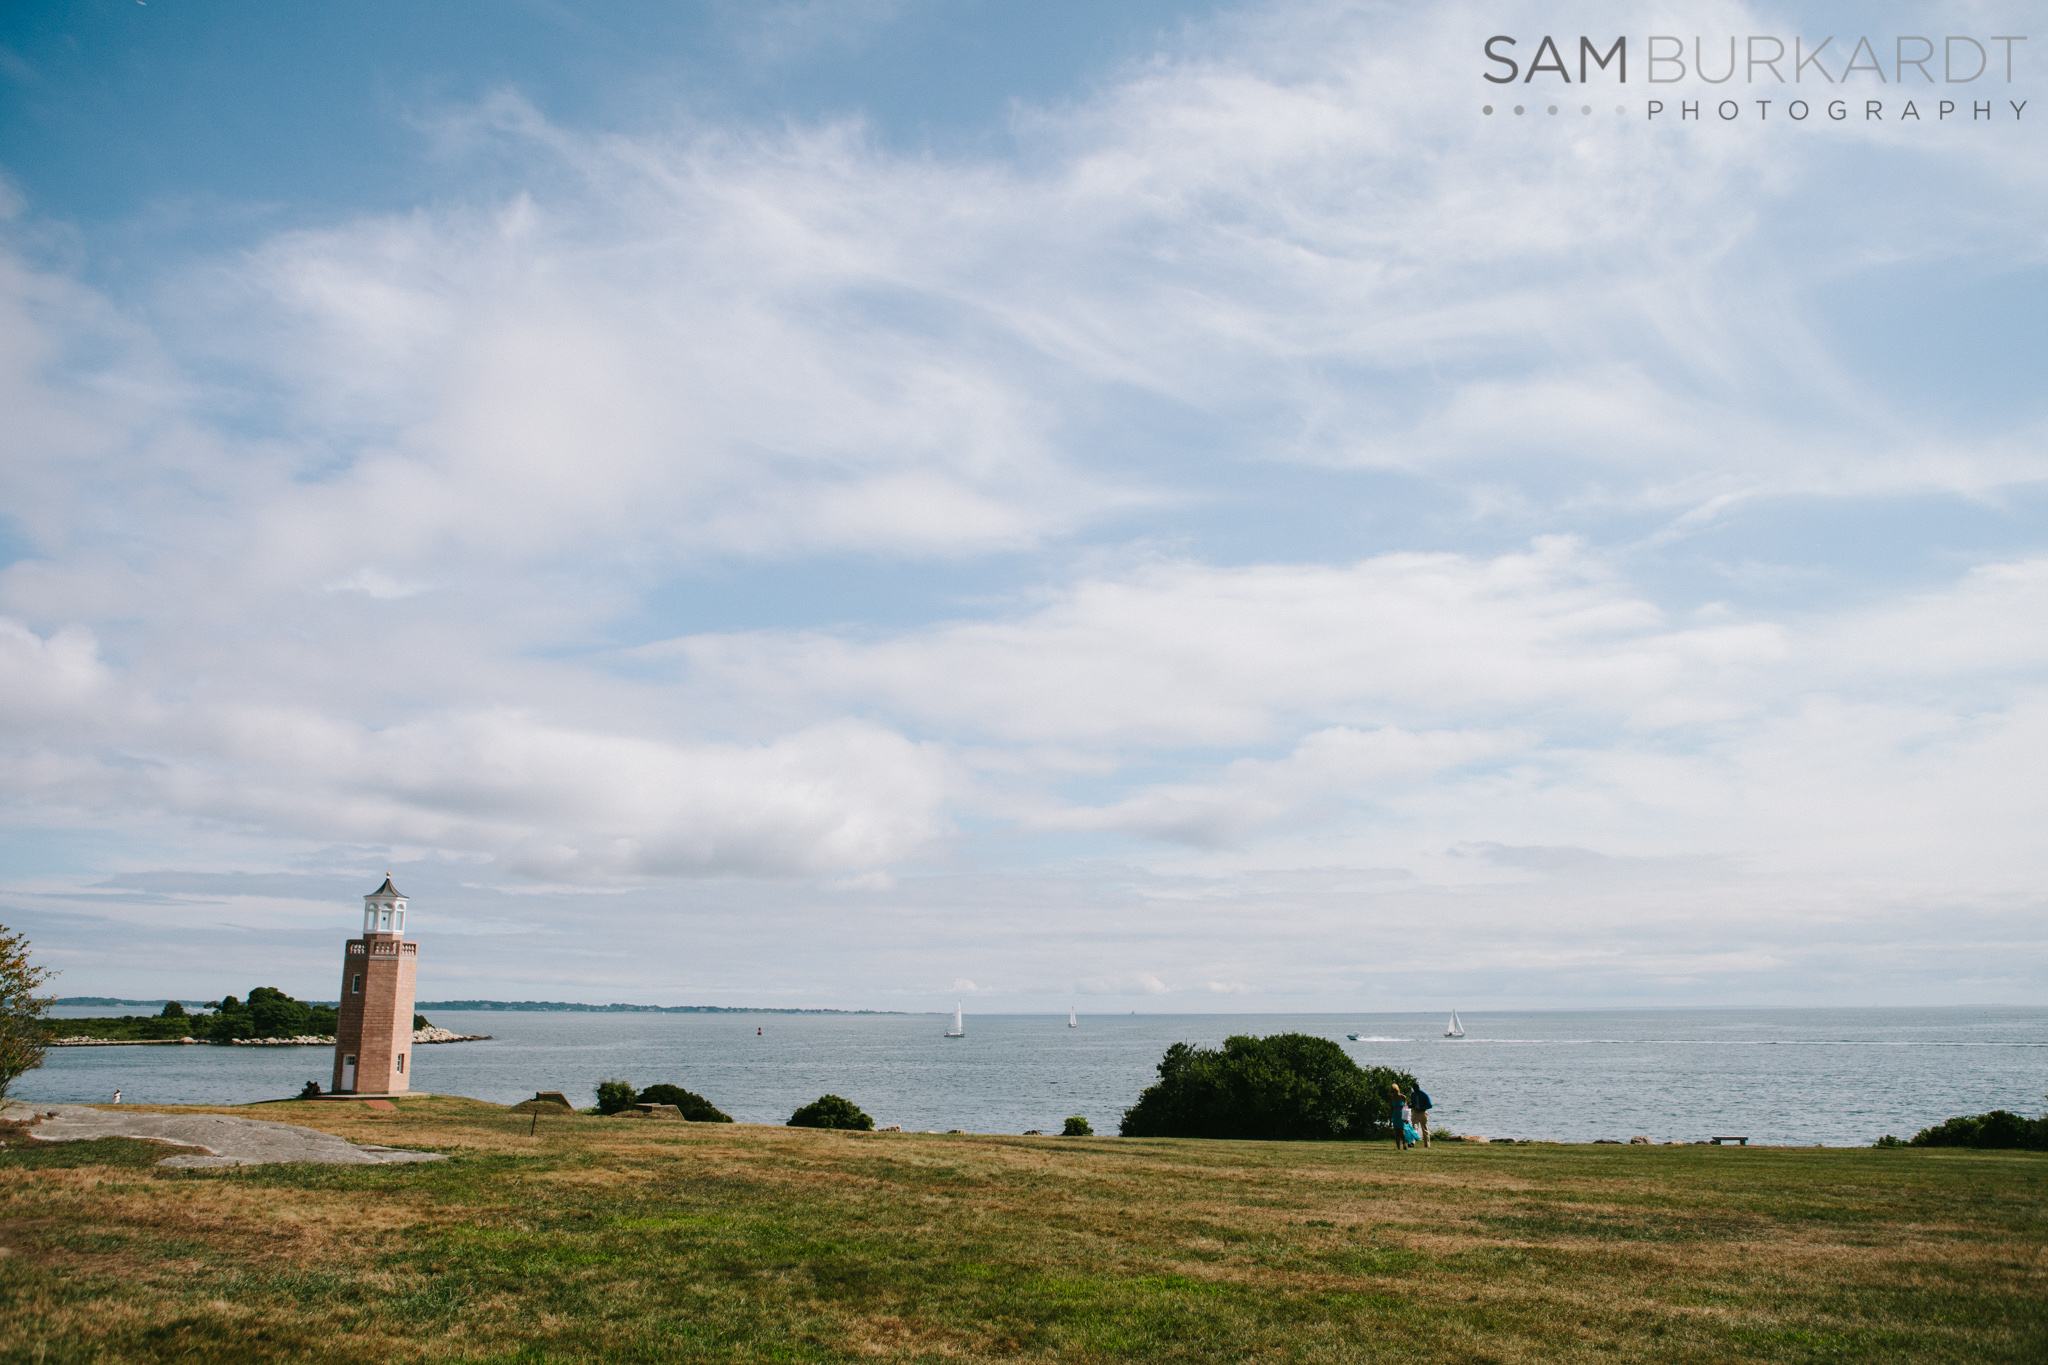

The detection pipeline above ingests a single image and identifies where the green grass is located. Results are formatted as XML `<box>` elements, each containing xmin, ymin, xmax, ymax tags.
<box><xmin>0</xmin><ymin>1097</ymin><xmax>2042</xmax><ymax>1362</ymax></box>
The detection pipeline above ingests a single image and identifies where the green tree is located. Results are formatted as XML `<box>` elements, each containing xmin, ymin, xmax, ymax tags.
<box><xmin>160</xmin><ymin>1000</ymin><xmax>186</xmax><ymax>1018</ymax></box>
<box><xmin>787</xmin><ymin>1094</ymin><xmax>873</xmax><ymax>1131</ymax></box>
<box><xmin>1119</xmin><ymin>1034</ymin><xmax>1418</xmax><ymax>1141</ymax></box>
<box><xmin>595</xmin><ymin>1078</ymin><xmax>638</xmax><ymax>1115</ymax></box>
<box><xmin>0</xmin><ymin>925</ymin><xmax>56</xmax><ymax>1099</ymax></box>
<box><xmin>247</xmin><ymin>986</ymin><xmax>314</xmax><ymax>1038</ymax></box>
<box><xmin>636</xmin><ymin>1083</ymin><xmax>733</xmax><ymax>1122</ymax></box>
<box><xmin>201</xmin><ymin>988</ymin><xmax>331</xmax><ymax>1041</ymax></box>
<box><xmin>204</xmin><ymin>996</ymin><xmax>252</xmax><ymax>1042</ymax></box>
<box><xmin>1062</xmin><ymin>1116</ymin><xmax>1093</xmax><ymax>1136</ymax></box>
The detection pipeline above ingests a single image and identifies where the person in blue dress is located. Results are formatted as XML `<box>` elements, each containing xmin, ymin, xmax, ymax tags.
<box><xmin>1388</xmin><ymin>1083</ymin><xmax>1411</xmax><ymax>1149</ymax></box>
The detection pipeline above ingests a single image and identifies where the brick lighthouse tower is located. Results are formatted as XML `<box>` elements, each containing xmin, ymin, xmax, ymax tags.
<box><xmin>332</xmin><ymin>876</ymin><xmax>419</xmax><ymax>1095</ymax></box>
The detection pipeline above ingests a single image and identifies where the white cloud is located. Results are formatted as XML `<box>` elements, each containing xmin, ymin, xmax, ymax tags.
<box><xmin>661</xmin><ymin>537</ymin><xmax>1784</xmax><ymax>746</ymax></box>
<box><xmin>326</xmin><ymin>567</ymin><xmax>427</xmax><ymax>599</ymax></box>
<box><xmin>0</xmin><ymin>618</ymin><xmax>953</xmax><ymax>881</ymax></box>
<box><xmin>1077</xmin><ymin>972</ymin><xmax>1172</xmax><ymax>996</ymax></box>
<box><xmin>1</xmin><ymin>0</ymin><xmax>2044</xmax><ymax>1005</ymax></box>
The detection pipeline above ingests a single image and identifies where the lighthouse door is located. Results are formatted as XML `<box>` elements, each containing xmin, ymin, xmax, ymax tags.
<box><xmin>341</xmin><ymin>1056</ymin><xmax>357</xmax><ymax>1091</ymax></box>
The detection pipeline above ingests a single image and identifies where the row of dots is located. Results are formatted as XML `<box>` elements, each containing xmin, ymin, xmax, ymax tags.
<box><xmin>1485</xmin><ymin>104</ymin><xmax>1628</xmax><ymax>116</ymax></box>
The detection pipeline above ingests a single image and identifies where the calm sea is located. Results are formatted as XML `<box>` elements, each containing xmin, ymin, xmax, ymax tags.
<box><xmin>20</xmin><ymin>1007</ymin><xmax>2047</xmax><ymax>1147</ymax></box>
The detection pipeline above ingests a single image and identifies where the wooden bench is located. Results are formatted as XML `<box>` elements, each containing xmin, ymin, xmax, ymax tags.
<box><xmin>1709</xmin><ymin>1136</ymin><xmax>1748</xmax><ymax>1146</ymax></box>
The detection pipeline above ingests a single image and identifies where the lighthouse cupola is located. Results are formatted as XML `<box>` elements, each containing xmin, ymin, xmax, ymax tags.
<box><xmin>363</xmin><ymin>876</ymin><xmax>408</xmax><ymax>937</ymax></box>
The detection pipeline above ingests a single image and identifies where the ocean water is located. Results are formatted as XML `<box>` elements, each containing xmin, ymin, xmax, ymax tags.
<box><xmin>20</xmin><ymin>1007</ymin><xmax>2047</xmax><ymax>1147</ymax></box>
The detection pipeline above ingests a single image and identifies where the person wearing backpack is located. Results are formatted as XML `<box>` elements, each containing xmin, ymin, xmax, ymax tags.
<box><xmin>1409</xmin><ymin>1083</ymin><xmax>1432</xmax><ymax>1147</ymax></box>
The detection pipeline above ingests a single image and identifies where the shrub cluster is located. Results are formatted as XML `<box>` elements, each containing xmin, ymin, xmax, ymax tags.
<box><xmin>636</xmin><ymin>1083</ymin><xmax>733</xmax><ymax>1123</ymax></box>
<box><xmin>1119</xmin><ymin>1033</ymin><xmax>1419</xmax><ymax>1141</ymax></box>
<box><xmin>787</xmin><ymin>1094</ymin><xmax>873</xmax><ymax>1130</ymax></box>
<box><xmin>1880</xmin><ymin>1109</ymin><xmax>2048</xmax><ymax>1150</ymax></box>
<box><xmin>592</xmin><ymin>1078</ymin><xmax>733</xmax><ymax>1121</ymax></box>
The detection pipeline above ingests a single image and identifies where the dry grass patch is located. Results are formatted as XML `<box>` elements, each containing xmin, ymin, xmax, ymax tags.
<box><xmin>0</xmin><ymin>1098</ymin><xmax>2040</xmax><ymax>1362</ymax></box>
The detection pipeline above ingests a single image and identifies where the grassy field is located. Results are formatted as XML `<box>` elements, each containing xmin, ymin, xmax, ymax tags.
<box><xmin>0</xmin><ymin>1096</ymin><xmax>2041</xmax><ymax>1363</ymax></box>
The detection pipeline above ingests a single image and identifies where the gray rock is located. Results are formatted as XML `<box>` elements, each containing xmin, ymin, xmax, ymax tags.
<box><xmin>1</xmin><ymin>1100</ymin><xmax>446</xmax><ymax>1168</ymax></box>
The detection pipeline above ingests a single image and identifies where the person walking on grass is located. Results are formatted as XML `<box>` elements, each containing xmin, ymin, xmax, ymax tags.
<box><xmin>1410</xmin><ymin>1083</ymin><xmax>1432</xmax><ymax>1147</ymax></box>
<box><xmin>1388</xmin><ymin>1083</ymin><xmax>1410</xmax><ymax>1150</ymax></box>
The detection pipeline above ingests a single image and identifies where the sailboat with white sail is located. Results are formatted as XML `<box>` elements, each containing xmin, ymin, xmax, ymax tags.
<box><xmin>1445</xmin><ymin>1009</ymin><xmax>1465</xmax><ymax>1038</ymax></box>
<box><xmin>945</xmin><ymin>1002</ymin><xmax>964</xmax><ymax>1038</ymax></box>
<box><xmin>1068</xmin><ymin>1008</ymin><xmax>1077</xmax><ymax>1028</ymax></box>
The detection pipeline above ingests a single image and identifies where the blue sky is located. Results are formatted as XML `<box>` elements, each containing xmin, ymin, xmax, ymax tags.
<box><xmin>2</xmin><ymin>0</ymin><xmax>2044</xmax><ymax>1011</ymax></box>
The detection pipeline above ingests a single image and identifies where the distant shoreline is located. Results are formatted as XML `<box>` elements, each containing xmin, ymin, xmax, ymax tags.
<box><xmin>414</xmin><ymin>1002</ymin><xmax>911</xmax><ymax>1015</ymax></box>
<box><xmin>55</xmin><ymin>997</ymin><xmax>910</xmax><ymax>1015</ymax></box>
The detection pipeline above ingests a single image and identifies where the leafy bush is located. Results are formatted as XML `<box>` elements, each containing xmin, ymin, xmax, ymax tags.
<box><xmin>1119</xmin><ymin>1034</ymin><xmax>1419</xmax><ymax>1141</ymax></box>
<box><xmin>160</xmin><ymin>1000</ymin><xmax>186</xmax><ymax>1018</ymax></box>
<box><xmin>1062</xmin><ymin>1116</ymin><xmax>1093</xmax><ymax>1136</ymax></box>
<box><xmin>1906</xmin><ymin>1110</ymin><xmax>2047</xmax><ymax>1150</ymax></box>
<box><xmin>595</xmin><ymin>1078</ymin><xmax>638</xmax><ymax>1115</ymax></box>
<box><xmin>413</xmin><ymin>1014</ymin><xmax>431</xmax><ymax>1030</ymax></box>
<box><xmin>788</xmin><ymin>1094</ymin><xmax>873</xmax><ymax>1131</ymax></box>
<box><xmin>637</xmin><ymin>1083</ymin><xmax>733</xmax><ymax>1122</ymax></box>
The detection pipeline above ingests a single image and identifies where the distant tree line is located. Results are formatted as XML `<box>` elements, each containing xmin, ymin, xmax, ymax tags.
<box><xmin>53</xmin><ymin>989</ymin><xmax>342</xmax><ymax>1043</ymax></box>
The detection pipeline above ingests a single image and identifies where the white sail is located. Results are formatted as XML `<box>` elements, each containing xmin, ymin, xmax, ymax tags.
<box><xmin>1068</xmin><ymin>1008</ymin><xmax>1077</xmax><ymax>1028</ymax></box>
<box><xmin>946</xmin><ymin>1002</ymin><xmax>964</xmax><ymax>1037</ymax></box>
<box><xmin>1446</xmin><ymin>1009</ymin><xmax>1464</xmax><ymax>1038</ymax></box>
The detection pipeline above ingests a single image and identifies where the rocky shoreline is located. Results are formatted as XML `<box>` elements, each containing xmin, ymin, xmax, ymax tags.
<box><xmin>45</xmin><ymin>1037</ymin><xmax>206</xmax><ymax>1047</ymax></box>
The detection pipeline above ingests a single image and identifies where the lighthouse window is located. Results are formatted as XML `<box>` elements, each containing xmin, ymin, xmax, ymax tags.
<box><xmin>396</xmin><ymin>1053</ymin><xmax>405</xmax><ymax>1074</ymax></box>
<box><xmin>351</xmin><ymin>974</ymin><xmax>362</xmax><ymax>995</ymax></box>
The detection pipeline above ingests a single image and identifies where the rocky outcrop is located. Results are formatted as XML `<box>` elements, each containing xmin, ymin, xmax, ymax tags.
<box><xmin>413</xmin><ymin>1027</ymin><xmax>492</xmax><ymax>1044</ymax></box>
